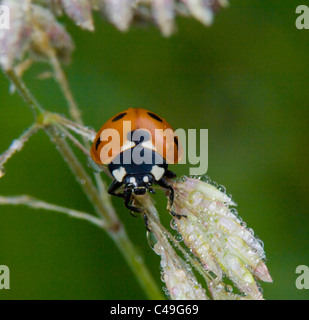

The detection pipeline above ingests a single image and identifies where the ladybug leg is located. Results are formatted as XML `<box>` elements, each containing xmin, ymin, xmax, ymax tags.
<box><xmin>164</xmin><ymin>169</ymin><xmax>176</xmax><ymax>179</ymax></box>
<box><xmin>170</xmin><ymin>210</ymin><xmax>186</xmax><ymax>220</ymax></box>
<box><xmin>157</xmin><ymin>178</ymin><xmax>186</xmax><ymax>220</ymax></box>
<box><xmin>129</xmin><ymin>211</ymin><xmax>138</xmax><ymax>218</ymax></box>
<box><xmin>143</xmin><ymin>213</ymin><xmax>151</xmax><ymax>232</ymax></box>
<box><xmin>108</xmin><ymin>180</ymin><xmax>124</xmax><ymax>198</ymax></box>
<box><xmin>123</xmin><ymin>188</ymin><xmax>144</xmax><ymax>215</ymax></box>
<box><xmin>123</xmin><ymin>189</ymin><xmax>151</xmax><ymax>231</ymax></box>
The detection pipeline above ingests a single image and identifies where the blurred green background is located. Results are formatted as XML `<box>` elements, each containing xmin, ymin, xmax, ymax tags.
<box><xmin>0</xmin><ymin>1</ymin><xmax>308</xmax><ymax>300</ymax></box>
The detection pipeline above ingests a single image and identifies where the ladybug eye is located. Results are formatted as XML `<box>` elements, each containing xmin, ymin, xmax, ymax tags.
<box><xmin>112</xmin><ymin>112</ymin><xmax>127</xmax><ymax>122</ymax></box>
<box><xmin>147</xmin><ymin>112</ymin><xmax>163</xmax><ymax>122</ymax></box>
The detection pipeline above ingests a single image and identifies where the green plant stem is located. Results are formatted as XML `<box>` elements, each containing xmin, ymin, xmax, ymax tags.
<box><xmin>0</xmin><ymin>195</ymin><xmax>105</xmax><ymax>228</ymax></box>
<box><xmin>4</xmin><ymin>69</ymin><xmax>44</xmax><ymax>117</ymax></box>
<box><xmin>48</xmin><ymin>50</ymin><xmax>83</xmax><ymax>127</ymax></box>
<box><xmin>112</xmin><ymin>228</ymin><xmax>164</xmax><ymax>300</ymax></box>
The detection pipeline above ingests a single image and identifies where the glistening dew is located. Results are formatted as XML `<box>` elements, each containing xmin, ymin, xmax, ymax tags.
<box><xmin>146</xmin><ymin>175</ymin><xmax>272</xmax><ymax>300</ymax></box>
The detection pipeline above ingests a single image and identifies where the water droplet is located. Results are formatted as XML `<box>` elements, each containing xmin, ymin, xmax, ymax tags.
<box><xmin>241</xmin><ymin>221</ymin><xmax>247</xmax><ymax>228</ymax></box>
<box><xmin>227</xmin><ymin>193</ymin><xmax>235</xmax><ymax>202</ymax></box>
<box><xmin>230</xmin><ymin>208</ymin><xmax>238</xmax><ymax>216</ymax></box>
<box><xmin>256</xmin><ymin>238</ymin><xmax>265</xmax><ymax>249</ymax></box>
<box><xmin>174</xmin><ymin>233</ymin><xmax>183</xmax><ymax>242</ymax></box>
<box><xmin>215</xmin><ymin>283</ymin><xmax>224</xmax><ymax>292</ymax></box>
<box><xmin>200</xmin><ymin>175</ymin><xmax>211</xmax><ymax>183</ymax></box>
<box><xmin>210</xmin><ymin>180</ymin><xmax>218</xmax><ymax>188</ymax></box>
<box><xmin>76</xmin><ymin>177</ymin><xmax>86</xmax><ymax>185</ymax></box>
<box><xmin>188</xmin><ymin>191</ymin><xmax>203</xmax><ymax>206</ymax></box>
<box><xmin>146</xmin><ymin>230</ymin><xmax>158</xmax><ymax>250</ymax></box>
<box><xmin>217</xmin><ymin>184</ymin><xmax>226</xmax><ymax>194</ymax></box>
<box><xmin>160</xmin><ymin>273</ymin><xmax>165</xmax><ymax>282</ymax></box>
<box><xmin>170</xmin><ymin>218</ymin><xmax>178</xmax><ymax>230</ymax></box>
<box><xmin>225</xmin><ymin>284</ymin><xmax>233</xmax><ymax>293</ymax></box>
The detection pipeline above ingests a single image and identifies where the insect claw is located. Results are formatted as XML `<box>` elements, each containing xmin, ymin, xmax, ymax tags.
<box><xmin>170</xmin><ymin>210</ymin><xmax>186</xmax><ymax>220</ymax></box>
<box><xmin>143</xmin><ymin>213</ymin><xmax>151</xmax><ymax>231</ymax></box>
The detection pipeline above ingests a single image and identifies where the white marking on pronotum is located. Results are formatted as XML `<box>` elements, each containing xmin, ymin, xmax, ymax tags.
<box><xmin>141</xmin><ymin>140</ymin><xmax>157</xmax><ymax>152</ymax></box>
<box><xmin>151</xmin><ymin>165</ymin><xmax>165</xmax><ymax>181</ymax></box>
<box><xmin>112</xmin><ymin>167</ymin><xmax>127</xmax><ymax>182</ymax></box>
<box><xmin>120</xmin><ymin>140</ymin><xmax>135</xmax><ymax>153</ymax></box>
<box><xmin>143</xmin><ymin>176</ymin><xmax>149</xmax><ymax>183</ymax></box>
<box><xmin>129</xmin><ymin>177</ymin><xmax>136</xmax><ymax>185</ymax></box>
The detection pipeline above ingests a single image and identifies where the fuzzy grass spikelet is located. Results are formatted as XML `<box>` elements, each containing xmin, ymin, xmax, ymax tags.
<box><xmin>168</xmin><ymin>175</ymin><xmax>273</xmax><ymax>299</ymax></box>
<box><xmin>0</xmin><ymin>0</ymin><xmax>228</xmax><ymax>71</ymax></box>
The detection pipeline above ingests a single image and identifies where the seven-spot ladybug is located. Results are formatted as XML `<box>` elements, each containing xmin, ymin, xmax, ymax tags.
<box><xmin>91</xmin><ymin>108</ymin><xmax>182</xmax><ymax>221</ymax></box>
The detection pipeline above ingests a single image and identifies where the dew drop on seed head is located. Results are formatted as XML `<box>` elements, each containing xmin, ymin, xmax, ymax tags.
<box><xmin>160</xmin><ymin>273</ymin><xmax>165</xmax><ymax>282</ymax></box>
<box><xmin>200</xmin><ymin>175</ymin><xmax>211</xmax><ymax>183</ymax></box>
<box><xmin>227</xmin><ymin>193</ymin><xmax>234</xmax><ymax>202</ymax></box>
<box><xmin>247</xmin><ymin>228</ymin><xmax>255</xmax><ymax>236</ymax></box>
<box><xmin>256</xmin><ymin>238</ymin><xmax>265</xmax><ymax>249</ymax></box>
<box><xmin>146</xmin><ymin>230</ymin><xmax>158</xmax><ymax>250</ymax></box>
<box><xmin>215</xmin><ymin>283</ymin><xmax>224</xmax><ymax>292</ymax></box>
<box><xmin>210</xmin><ymin>180</ymin><xmax>218</xmax><ymax>188</ymax></box>
<box><xmin>174</xmin><ymin>233</ymin><xmax>183</xmax><ymax>242</ymax></box>
<box><xmin>257</xmin><ymin>282</ymin><xmax>263</xmax><ymax>294</ymax></box>
<box><xmin>241</xmin><ymin>221</ymin><xmax>247</xmax><ymax>228</ymax></box>
<box><xmin>217</xmin><ymin>184</ymin><xmax>226</xmax><ymax>194</ymax></box>
<box><xmin>188</xmin><ymin>190</ymin><xmax>203</xmax><ymax>206</ymax></box>
<box><xmin>225</xmin><ymin>285</ymin><xmax>233</xmax><ymax>293</ymax></box>
<box><xmin>230</xmin><ymin>208</ymin><xmax>238</xmax><ymax>216</ymax></box>
<box><xmin>170</xmin><ymin>218</ymin><xmax>178</xmax><ymax>230</ymax></box>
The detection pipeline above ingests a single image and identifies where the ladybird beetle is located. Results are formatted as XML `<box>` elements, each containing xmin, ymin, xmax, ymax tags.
<box><xmin>91</xmin><ymin>108</ymin><xmax>183</xmax><ymax>221</ymax></box>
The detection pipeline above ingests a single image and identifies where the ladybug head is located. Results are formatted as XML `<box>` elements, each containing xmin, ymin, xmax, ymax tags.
<box><xmin>124</xmin><ymin>173</ymin><xmax>155</xmax><ymax>195</ymax></box>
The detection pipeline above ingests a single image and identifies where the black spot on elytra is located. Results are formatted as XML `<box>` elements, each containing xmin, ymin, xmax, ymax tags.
<box><xmin>147</xmin><ymin>112</ymin><xmax>163</xmax><ymax>122</ymax></box>
<box><xmin>174</xmin><ymin>136</ymin><xmax>179</xmax><ymax>149</ymax></box>
<box><xmin>112</xmin><ymin>112</ymin><xmax>127</xmax><ymax>122</ymax></box>
<box><xmin>95</xmin><ymin>137</ymin><xmax>101</xmax><ymax>150</ymax></box>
